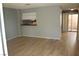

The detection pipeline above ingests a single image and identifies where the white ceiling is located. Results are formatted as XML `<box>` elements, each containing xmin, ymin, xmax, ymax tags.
<box><xmin>3</xmin><ymin>3</ymin><xmax>79</xmax><ymax>10</ymax></box>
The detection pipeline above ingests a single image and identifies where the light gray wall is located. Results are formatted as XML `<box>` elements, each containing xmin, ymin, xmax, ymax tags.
<box><xmin>3</xmin><ymin>8</ymin><xmax>19</xmax><ymax>40</ymax></box>
<box><xmin>3</xmin><ymin>6</ymin><xmax>61</xmax><ymax>40</ymax></box>
<box><xmin>17</xmin><ymin>10</ymin><xmax>22</xmax><ymax>36</ymax></box>
<box><xmin>62</xmin><ymin>13</ymin><xmax>68</xmax><ymax>32</ymax></box>
<box><xmin>21</xmin><ymin>6</ymin><xmax>61</xmax><ymax>39</ymax></box>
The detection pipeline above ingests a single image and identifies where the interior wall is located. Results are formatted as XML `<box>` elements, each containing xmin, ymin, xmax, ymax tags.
<box><xmin>17</xmin><ymin>10</ymin><xmax>22</xmax><ymax>36</ymax></box>
<box><xmin>3</xmin><ymin>8</ymin><xmax>19</xmax><ymax>40</ymax></box>
<box><xmin>21</xmin><ymin>6</ymin><xmax>61</xmax><ymax>39</ymax></box>
<box><xmin>62</xmin><ymin>13</ymin><xmax>68</xmax><ymax>32</ymax></box>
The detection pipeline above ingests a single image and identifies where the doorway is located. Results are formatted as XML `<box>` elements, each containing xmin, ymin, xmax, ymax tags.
<box><xmin>68</xmin><ymin>14</ymin><xmax>78</xmax><ymax>32</ymax></box>
<box><xmin>61</xmin><ymin>10</ymin><xmax>79</xmax><ymax>55</ymax></box>
<box><xmin>62</xmin><ymin>10</ymin><xmax>78</xmax><ymax>32</ymax></box>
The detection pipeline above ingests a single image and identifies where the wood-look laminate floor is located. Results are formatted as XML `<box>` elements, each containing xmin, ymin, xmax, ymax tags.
<box><xmin>7</xmin><ymin>32</ymin><xmax>78</xmax><ymax>56</ymax></box>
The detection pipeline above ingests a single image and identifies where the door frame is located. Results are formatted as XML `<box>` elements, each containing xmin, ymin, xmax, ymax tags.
<box><xmin>77</xmin><ymin>10</ymin><xmax>79</xmax><ymax>40</ymax></box>
<box><xmin>0</xmin><ymin>4</ymin><xmax>8</xmax><ymax>56</ymax></box>
<box><xmin>68</xmin><ymin>14</ymin><xmax>78</xmax><ymax>32</ymax></box>
<box><xmin>62</xmin><ymin>10</ymin><xmax>78</xmax><ymax>32</ymax></box>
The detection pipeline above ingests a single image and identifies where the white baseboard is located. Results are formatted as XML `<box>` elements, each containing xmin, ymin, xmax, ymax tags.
<box><xmin>7</xmin><ymin>35</ymin><xmax>61</xmax><ymax>40</ymax></box>
<box><xmin>7</xmin><ymin>35</ymin><xmax>21</xmax><ymax>40</ymax></box>
<box><xmin>23</xmin><ymin>35</ymin><xmax>60</xmax><ymax>40</ymax></box>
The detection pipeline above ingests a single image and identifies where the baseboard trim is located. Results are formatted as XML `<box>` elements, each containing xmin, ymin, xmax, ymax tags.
<box><xmin>23</xmin><ymin>35</ymin><xmax>60</xmax><ymax>40</ymax></box>
<box><xmin>7</xmin><ymin>35</ymin><xmax>21</xmax><ymax>40</ymax></box>
<box><xmin>7</xmin><ymin>35</ymin><xmax>60</xmax><ymax>40</ymax></box>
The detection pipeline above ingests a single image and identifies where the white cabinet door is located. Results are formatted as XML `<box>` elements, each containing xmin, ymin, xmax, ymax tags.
<box><xmin>22</xmin><ymin>12</ymin><xmax>36</xmax><ymax>20</ymax></box>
